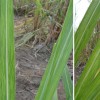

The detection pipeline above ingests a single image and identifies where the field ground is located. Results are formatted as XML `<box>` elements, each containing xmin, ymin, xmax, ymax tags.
<box><xmin>16</xmin><ymin>43</ymin><xmax>73</xmax><ymax>100</ymax></box>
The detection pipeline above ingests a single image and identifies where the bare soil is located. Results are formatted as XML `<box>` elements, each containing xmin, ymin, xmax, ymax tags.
<box><xmin>15</xmin><ymin>42</ymin><xmax>73</xmax><ymax>100</ymax></box>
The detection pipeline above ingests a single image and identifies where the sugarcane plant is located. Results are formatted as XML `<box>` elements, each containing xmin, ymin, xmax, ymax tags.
<box><xmin>0</xmin><ymin>0</ymin><xmax>73</xmax><ymax>99</ymax></box>
<box><xmin>0</xmin><ymin>0</ymin><xmax>15</xmax><ymax>100</ymax></box>
<box><xmin>75</xmin><ymin>0</ymin><xmax>100</xmax><ymax>99</ymax></box>
<box><xmin>35</xmin><ymin>0</ymin><xmax>73</xmax><ymax>100</ymax></box>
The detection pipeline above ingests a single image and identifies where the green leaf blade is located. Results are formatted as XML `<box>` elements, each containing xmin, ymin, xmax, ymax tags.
<box><xmin>75</xmin><ymin>39</ymin><xmax>100</xmax><ymax>99</ymax></box>
<box><xmin>0</xmin><ymin>0</ymin><xmax>15</xmax><ymax>100</ymax></box>
<box><xmin>75</xmin><ymin>0</ymin><xmax>100</xmax><ymax>65</ymax></box>
<box><xmin>35</xmin><ymin>0</ymin><xmax>73</xmax><ymax>99</ymax></box>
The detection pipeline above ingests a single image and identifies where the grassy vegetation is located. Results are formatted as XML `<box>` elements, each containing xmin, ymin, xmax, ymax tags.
<box><xmin>14</xmin><ymin>0</ymin><xmax>69</xmax><ymax>47</ymax></box>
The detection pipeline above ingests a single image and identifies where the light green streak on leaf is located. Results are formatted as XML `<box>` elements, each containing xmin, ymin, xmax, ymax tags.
<box><xmin>52</xmin><ymin>90</ymin><xmax>58</xmax><ymax>100</ymax></box>
<box><xmin>62</xmin><ymin>66</ymin><xmax>73</xmax><ymax>100</ymax></box>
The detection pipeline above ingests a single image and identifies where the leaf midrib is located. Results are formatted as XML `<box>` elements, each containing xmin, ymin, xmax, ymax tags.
<box><xmin>6</xmin><ymin>0</ymin><xmax>9</xmax><ymax>100</ymax></box>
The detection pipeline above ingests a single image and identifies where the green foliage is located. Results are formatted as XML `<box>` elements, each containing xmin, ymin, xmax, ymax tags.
<box><xmin>75</xmin><ymin>0</ymin><xmax>100</xmax><ymax>99</ymax></box>
<box><xmin>35</xmin><ymin>0</ymin><xmax>73</xmax><ymax>99</ymax></box>
<box><xmin>75</xmin><ymin>0</ymin><xmax>100</xmax><ymax>66</ymax></box>
<box><xmin>75</xmin><ymin>39</ymin><xmax>100</xmax><ymax>99</ymax></box>
<box><xmin>35</xmin><ymin>0</ymin><xmax>42</xmax><ymax>14</ymax></box>
<box><xmin>0</xmin><ymin>0</ymin><xmax>15</xmax><ymax>100</ymax></box>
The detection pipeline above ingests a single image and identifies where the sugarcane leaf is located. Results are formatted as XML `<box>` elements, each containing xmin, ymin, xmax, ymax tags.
<box><xmin>75</xmin><ymin>0</ymin><xmax>100</xmax><ymax>66</ymax></box>
<box><xmin>0</xmin><ymin>0</ymin><xmax>15</xmax><ymax>100</ymax></box>
<box><xmin>75</xmin><ymin>39</ymin><xmax>100</xmax><ymax>99</ymax></box>
<box><xmin>35</xmin><ymin>0</ymin><xmax>73</xmax><ymax>99</ymax></box>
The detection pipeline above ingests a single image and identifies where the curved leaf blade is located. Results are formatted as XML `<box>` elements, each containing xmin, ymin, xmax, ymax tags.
<box><xmin>35</xmin><ymin>0</ymin><xmax>73</xmax><ymax>99</ymax></box>
<box><xmin>75</xmin><ymin>0</ymin><xmax>100</xmax><ymax>65</ymax></box>
<box><xmin>75</xmin><ymin>39</ymin><xmax>100</xmax><ymax>99</ymax></box>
